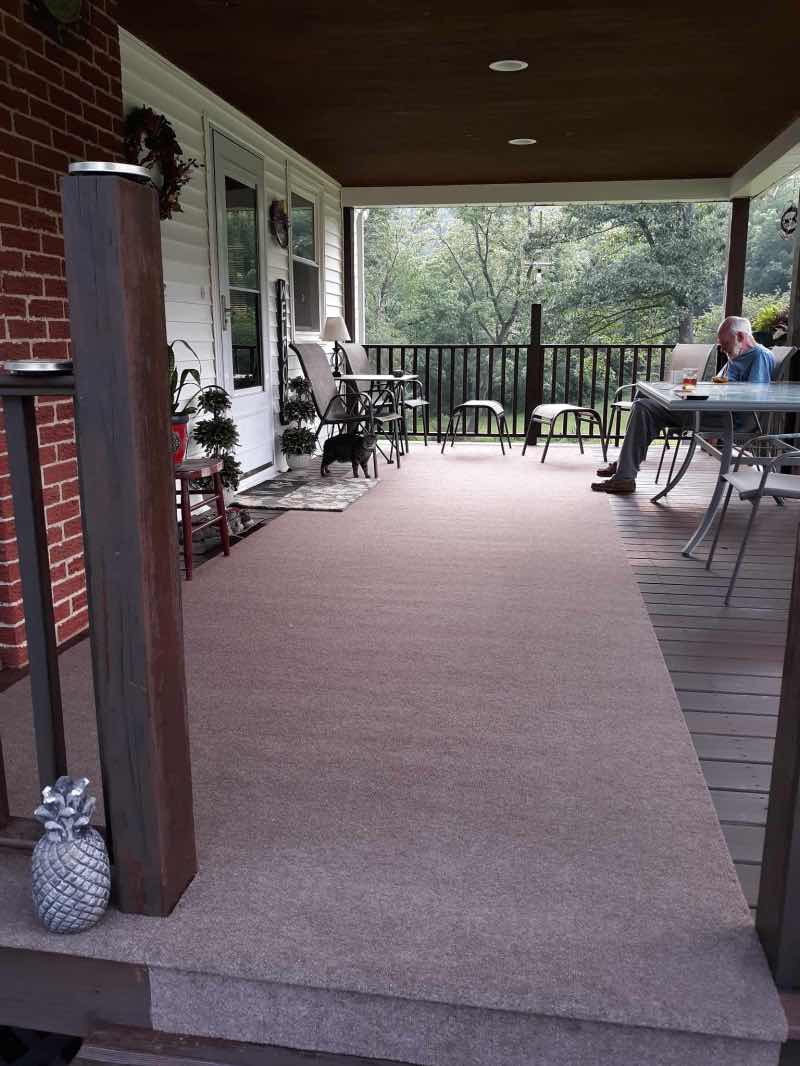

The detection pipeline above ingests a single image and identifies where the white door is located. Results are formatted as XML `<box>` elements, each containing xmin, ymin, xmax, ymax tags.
<box><xmin>212</xmin><ymin>130</ymin><xmax>274</xmax><ymax>484</ymax></box>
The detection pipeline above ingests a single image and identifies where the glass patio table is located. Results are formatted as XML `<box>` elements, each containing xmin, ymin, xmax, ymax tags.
<box><xmin>635</xmin><ymin>380</ymin><xmax>800</xmax><ymax>558</ymax></box>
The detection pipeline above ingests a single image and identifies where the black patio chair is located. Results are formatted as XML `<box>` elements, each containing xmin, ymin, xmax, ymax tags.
<box><xmin>290</xmin><ymin>342</ymin><xmax>404</xmax><ymax>475</ymax></box>
<box><xmin>341</xmin><ymin>342</ymin><xmax>430</xmax><ymax>447</ymax></box>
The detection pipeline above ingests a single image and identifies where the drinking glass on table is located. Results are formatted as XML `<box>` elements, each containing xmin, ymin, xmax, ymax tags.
<box><xmin>681</xmin><ymin>368</ymin><xmax>698</xmax><ymax>392</ymax></box>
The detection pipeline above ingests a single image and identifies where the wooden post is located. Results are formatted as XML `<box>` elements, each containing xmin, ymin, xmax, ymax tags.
<box><xmin>757</xmin><ymin>527</ymin><xmax>800</xmax><ymax>985</ymax></box>
<box><xmin>3</xmin><ymin>393</ymin><xmax>67</xmax><ymax>790</ymax></box>
<box><xmin>723</xmin><ymin>197</ymin><xmax>750</xmax><ymax>318</ymax></box>
<box><xmin>342</xmin><ymin>206</ymin><xmax>356</xmax><ymax>341</ymax></box>
<box><xmin>524</xmin><ymin>303</ymin><xmax>544</xmax><ymax>443</ymax></box>
<box><xmin>787</xmin><ymin>207</ymin><xmax>800</xmax><ymax>349</ymax></box>
<box><xmin>61</xmin><ymin>172</ymin><xmax>197</xmax><ymax>916</ymax></box>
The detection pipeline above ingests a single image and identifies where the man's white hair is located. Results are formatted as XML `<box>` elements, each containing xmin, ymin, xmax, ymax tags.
<box><xmin>719</xmin><ymin>315</ymin><xmax>753</xmax><ymax>334</ymax></box>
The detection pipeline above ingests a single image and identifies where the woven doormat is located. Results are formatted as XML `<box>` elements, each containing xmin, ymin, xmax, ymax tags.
<box><xmin>236</xmin><ymin>471</ymin><xmax>381</xmax><ymax>512</ymax></box>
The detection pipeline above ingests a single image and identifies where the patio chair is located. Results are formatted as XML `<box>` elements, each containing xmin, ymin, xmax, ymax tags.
<box><xmin>705</xmin><ymin>432</ymin><xmax>800</xmax><ymax>604</ymax></box>
<box><xmin>341</xmin><ymin>342</ymin><xmax>430</xmax><ymax>447</ymax></box>
<box><xmin>290</xmin><ymin>342</ymin><xmax>403</xmax><ymax>475</ymax></box>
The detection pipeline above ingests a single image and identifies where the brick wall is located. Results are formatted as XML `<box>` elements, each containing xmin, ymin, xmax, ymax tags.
<box><xmin>0</xmin><ymin>0</ymin><xmax>123</xmax><ymax>667</ymax></box>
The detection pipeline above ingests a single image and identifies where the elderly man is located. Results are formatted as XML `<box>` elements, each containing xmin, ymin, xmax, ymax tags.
<box><xmin>591</xmin><ymin>316</ymin><xmax>775</xmax><ymax>494</ymax></box>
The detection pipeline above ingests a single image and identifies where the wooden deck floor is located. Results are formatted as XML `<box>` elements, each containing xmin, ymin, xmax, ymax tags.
<box><xmin>605</xmin><ymin>447</ymin><xmax>798</xmax><ymax>912</ymax></box>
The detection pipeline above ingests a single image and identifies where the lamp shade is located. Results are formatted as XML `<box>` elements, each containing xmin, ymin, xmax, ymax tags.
<box><xmin>320</xmin><ymin>315</ymin><xmax>351</xmax><ymax>342</ymax></box>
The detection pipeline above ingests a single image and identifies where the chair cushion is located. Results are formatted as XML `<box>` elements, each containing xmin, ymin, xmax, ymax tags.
<box><xmin>723</xmin><ymin>468</ymin><xmax>800</xmax><ymax>499</ymax></box>
<box><xmin>609</xmin><ymin>401</ymin><xmax>634</xmax><ymax>411</ymax></box>
<box><xmin>533</xmin><ymin>403</ymin><xmax>598</xmax><ymax>420</ymax></box>
<box><xmin>455</xmin><ymin>400</ymin><xmax>505</xmax><ymax>415</ymax></box>
<box><xmin>402</xmin><ymin>398</ymin><xmax>429</xmax><ymax>409</ymax></box>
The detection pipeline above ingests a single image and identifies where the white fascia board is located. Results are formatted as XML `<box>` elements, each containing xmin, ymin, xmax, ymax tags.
<box><xmin>729</xmin><ymin>118</ymin><xmax>800</xmax><ymax>199</ymax></box>
<box><xmin>341</xmin><ymin>178</ymin><xmax>731</xmax><ymax>208</ymax></box>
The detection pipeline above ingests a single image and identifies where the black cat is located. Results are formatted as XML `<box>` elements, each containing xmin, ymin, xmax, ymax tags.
<box><xmin>321</xmin><ymin>432</ymin><xmax>378</xmax><ymax>478</ymax></box>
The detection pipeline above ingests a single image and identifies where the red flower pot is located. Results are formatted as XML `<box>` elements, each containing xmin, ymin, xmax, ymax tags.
<box><xmin>171</xmin><ymin>415</ymin><xmax>190</xmax><ymax>465</ymax></box>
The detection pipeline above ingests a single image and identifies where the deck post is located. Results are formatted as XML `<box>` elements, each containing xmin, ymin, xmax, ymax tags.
<box><xmin>757</xmin><ymin>526</ymin><xmax>800</xmax><ymax>986</ymax></box>
<box><xmin>787</xmin><ymin>202</ymin><xmax>800</xmax><ymax>349</ymax></box>
<box><xmin>524</xmin><ymin>303</ymin><xmax>544</xmax><ymax>443</ymax></box>
<box><xmin>723</xmin><ymin>197</ymin><xmax>750</xmax><ymax>319</ymax></box>
<box><xmin>3</xmin><ymin>393</ymin><xmax>68</xmax><ymax>790</ymax></box>
<box><xmin>342</xmin><ymin>206</ymin><xmax>356</xmax><ymax>340</ymax></box>
<box><xmin>62</xmin><ymin>171</ymin><xmax>197</xmax><ymax>916</ymax></box>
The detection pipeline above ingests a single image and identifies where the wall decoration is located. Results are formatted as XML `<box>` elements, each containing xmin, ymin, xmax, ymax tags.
<box><xmin>123</xmin><ymin>106</ymin><xmax>199</xmax><ymax>220</ymax></box>
<box><xmin>779</xmin><ymin>203</ymin><xmax>797</xmax><ymax>240</ymax></box>
<box><xmin>276</xmin><ymin>278</ymin><xmax>290</xmax><ymax>423</ymax></box>
<box><xmin>28</xmin><ymin>0</ymin><xmax>86</xmax><ymax>42</ymax></box>
<box><xmin>270</xmin><ymin>200</ymin><xmax>290</xmax><ymax>248</ymax></box>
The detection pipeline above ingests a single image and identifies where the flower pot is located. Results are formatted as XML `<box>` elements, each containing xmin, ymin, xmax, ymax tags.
<box><xmin>287</xmin><ymin>452</ymin><xmax>316</xmax><ymax>472</ymax></box>
<box><xmin>171</xmin><ymin>415</ymin><xmax>190</xmax><ymax>464</ymax></box>
<box><xmin>753</xmin><ymin>331</ymin><xmax>774</xmax><ymax>348</ymax></box>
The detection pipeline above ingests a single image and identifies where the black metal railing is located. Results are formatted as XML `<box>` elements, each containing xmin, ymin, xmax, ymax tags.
<box><xmin>364</xmin><ymin>343</ymin><xmax>673</xmax><ymax>443</ymax></box>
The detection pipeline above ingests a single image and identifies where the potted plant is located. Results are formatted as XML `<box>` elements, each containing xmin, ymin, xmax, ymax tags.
<box><xmin>192</xmin><ymin>385</ymin><xmax>242</xmax><ymax>494</ymax></box>
<box><xmin>281</xmin><ymin>376</ymin><xmax>317</xmax><ymax>471</ymax></box>
<box><xmin>169</xmin><ymin>339</ymin><xmax>202</xmax><ymax>464</ymax></box>
<box><xmin>752</xmin><ymin>302</ymin><xmax>790</xmax><ymax>348</ymax></box>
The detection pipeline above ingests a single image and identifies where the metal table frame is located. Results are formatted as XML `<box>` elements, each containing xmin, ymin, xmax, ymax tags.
<box><xmin>637</xmin><ymin>381</ymin><xmax>800</xmax><ymax>557</ymax></box>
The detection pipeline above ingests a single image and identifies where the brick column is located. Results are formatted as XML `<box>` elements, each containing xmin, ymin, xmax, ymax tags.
<box><xmin>0</xmin><ymin>0</ymin><xmax>123</xmax><ymax>667</ymax></box>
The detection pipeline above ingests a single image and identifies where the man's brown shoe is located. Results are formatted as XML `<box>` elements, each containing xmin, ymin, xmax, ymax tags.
<box><xmin>596</xmin><ymin>461</ymin><xmax>617</xmax><ymax>477</ymax></box>
<box><xmin>591</xmin><ymin>477</ymin><xmax>636</xmax><ymax>494</ymax></box>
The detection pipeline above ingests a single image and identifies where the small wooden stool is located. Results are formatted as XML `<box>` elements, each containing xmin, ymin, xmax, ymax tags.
<box><xmin>441</xmin><ymin>400</ymin><xmax>512</xmax><ymax>454</ymax></box>
<box><xmin>175</xmin><ymin>458</ymin><xmax>230</xmax><ymax>580</ymax></box>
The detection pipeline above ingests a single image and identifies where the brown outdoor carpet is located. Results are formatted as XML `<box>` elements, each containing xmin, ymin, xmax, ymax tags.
<box><xmin>0</xmin><ymin>445</ymin><xmax>785</xmax><ymax>1066</ymax></box>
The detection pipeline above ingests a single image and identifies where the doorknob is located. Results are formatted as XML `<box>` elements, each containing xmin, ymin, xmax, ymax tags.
<box><xmin>221</xmin><ymin>294</ymin><xmax>232</xmax><ymax>331</ymax></box>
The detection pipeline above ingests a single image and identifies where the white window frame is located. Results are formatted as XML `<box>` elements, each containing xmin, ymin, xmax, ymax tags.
<box><xmin>290</xmin><ymin>182</ymin><xmax>324</xmax><ymax>337</ymax></box>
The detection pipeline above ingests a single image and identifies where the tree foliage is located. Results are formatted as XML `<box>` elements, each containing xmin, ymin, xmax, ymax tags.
<box><xmin>364</xmin><ymin>170</ymin><xmax>798</xmax><ymax>346</ymax></box>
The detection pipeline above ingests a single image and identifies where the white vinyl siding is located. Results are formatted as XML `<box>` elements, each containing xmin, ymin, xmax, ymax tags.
<box><xmin>120</xmin><ymin>30</ymin><xmax>343</xmax><ymax>470</ymax></box>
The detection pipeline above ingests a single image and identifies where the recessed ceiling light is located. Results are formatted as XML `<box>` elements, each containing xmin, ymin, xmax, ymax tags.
<box><xmin>489</xmin><ymin>59</ymin><xmax>528</xmax><ymax>72</ymax></box>
<box><xmin>508</xmin><ymin>138</ymin><xmax>537</xmax><ymax>146</ymax></box>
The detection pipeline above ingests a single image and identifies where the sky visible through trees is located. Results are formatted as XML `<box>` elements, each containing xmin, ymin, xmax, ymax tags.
<box><xmin>364</xmin><ymin>171</ymin><xmax>798</xmax><ymax>346</ymax></box>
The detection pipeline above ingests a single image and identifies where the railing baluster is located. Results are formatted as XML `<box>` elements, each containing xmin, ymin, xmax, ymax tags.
<box><xmin>411</xmin><ymin>347</ymin><xmax>419</xmax><ymax>435</ymax></box>
<box><xmin>439</xmin><ymin>349</ymin><xmax>445</xmax><ymax>441</ymax></box>
<box><xmin>474</xmin><ymin>346</ymin><xmax>481</xmax><ymax>433</ymax></box>
<box><xmin>549</xmin><ymin>347</ymin><xmax>557</xmax><ymax>402</ymax></box>
<box><xmin>499</xmin><ymin>347</ymin><xmax>506</xmax><ymax>420</ymax></box>
<box><xmin>564</xmin><ymin>346</ymin><xmax>572</xmax><ymax>409</ymax></box>
<box><xmin>601</xmin><ymin>346</ymin><xmax>611</xmax><ymax>440</ymax></box>
<box><xmin>615</xmin><ymin>347</ymin><xmax>625</xmax><ymax>446</ymax></box>
<box><xmin>512</xmin><ymin>348</ymin><xmax>519</xmax><ymax>436</ymax></box>
<box><xmin>488</xmin><ymin>346</ymin><xmax>495</xmax><ymax>435</ymax></box>
<box><xmin>577</xmin><ymin>345</ymin><xmax>585</xmax><ymax>411</ymax></box>
<box><xmin>461</xmin><ymin>349</ymin><xmax>468</xmax><ymax>434</ymax></box>
<box><xmin>449</xmin><ymin>348</ymin><xmax>455</xmax><ymax>428</ymax></box>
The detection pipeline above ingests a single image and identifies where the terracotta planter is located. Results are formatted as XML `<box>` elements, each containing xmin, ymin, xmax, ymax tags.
<box><xmin>171</xmin><ymin>415</ymin><xmax>190</xmax><ymax>464</ymax></box>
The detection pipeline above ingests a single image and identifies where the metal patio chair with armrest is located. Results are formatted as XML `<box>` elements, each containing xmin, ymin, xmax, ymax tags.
<box><xmin>705</xmin><ymin>432</ymin><xmax>800</xmax><ymax>604</ymax></box>
<box><xmin>290</xmin><ymin>342</ymin><xmax>403</xmax><ymax>475</ymax></box>
<box><xmin>340</xmin><ymin>341</ymin><xmax>430</xmax><ymax>448</ymax></box>
<box><xmin>604</xmin><ymin>344</ymin><xmax>714</xmax><ymax>482</ymax></box>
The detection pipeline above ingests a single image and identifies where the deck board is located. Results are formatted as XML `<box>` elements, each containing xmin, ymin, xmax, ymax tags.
<box><xmin>607</xmin><ymin>449</ymin><xmax>797</xmax><ymax>912</ymax></box>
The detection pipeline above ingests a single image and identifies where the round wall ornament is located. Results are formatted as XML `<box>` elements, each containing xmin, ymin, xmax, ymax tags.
<box><xmin>779</xmin><ymin>204</ymin><xmax>797</xmax><ymax>240</ymax></box>
<box><xmin>123</xmin><ymin>106</ymin><xmax>199</xmax><ymax>221</ymax></box>
<box><xmin>270</xmin><ymin>199</ymin><xmax>290</xmax><ymax>248</ymax></box>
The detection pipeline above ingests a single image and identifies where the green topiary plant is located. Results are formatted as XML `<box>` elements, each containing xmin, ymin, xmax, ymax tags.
<box><xmin>280</xmin><ymin>376</ymin><xmax>317</xmax><ymax>458</ymax></box>
<box><xmin>192</xmin><ymin>386</ymin><xmax>242</xmax><ymax>490</ymax></box>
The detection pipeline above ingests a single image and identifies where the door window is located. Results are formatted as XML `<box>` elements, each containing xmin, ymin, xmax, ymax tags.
<box><xmin>225</xmin><ymin>176</ymin><xmax>263</xmax><ymax>390</ymax></box>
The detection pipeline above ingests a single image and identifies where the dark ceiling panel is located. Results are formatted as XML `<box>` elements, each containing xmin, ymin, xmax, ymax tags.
<box><xmin>117</xmin><ymin>0</ymin><xmax>799</xmax><ymax>188</ymax></box>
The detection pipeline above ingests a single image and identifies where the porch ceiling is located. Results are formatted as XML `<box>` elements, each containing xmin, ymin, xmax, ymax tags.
<box><xmin>117</xmin><ymin>1</ymin><xmax>798</xmax><ymax>189</ymax></box>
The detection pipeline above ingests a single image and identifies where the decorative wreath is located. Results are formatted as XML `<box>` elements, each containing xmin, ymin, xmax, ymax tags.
<box><xmin>123</xmin><ymin>106</ymin><xmax>199</xmax><ymax>220</ymax></box>
<box><xmin>780</xmin><ymin>203</ymin><xmax>797</xmax><ymax>240</ymax></box>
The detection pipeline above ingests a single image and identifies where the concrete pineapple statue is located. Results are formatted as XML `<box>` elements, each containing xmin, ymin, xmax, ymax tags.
<box><xmin>32</xmin><ymin>776</ymin><xmax>110</xmax><ymax>933</ymax></box>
